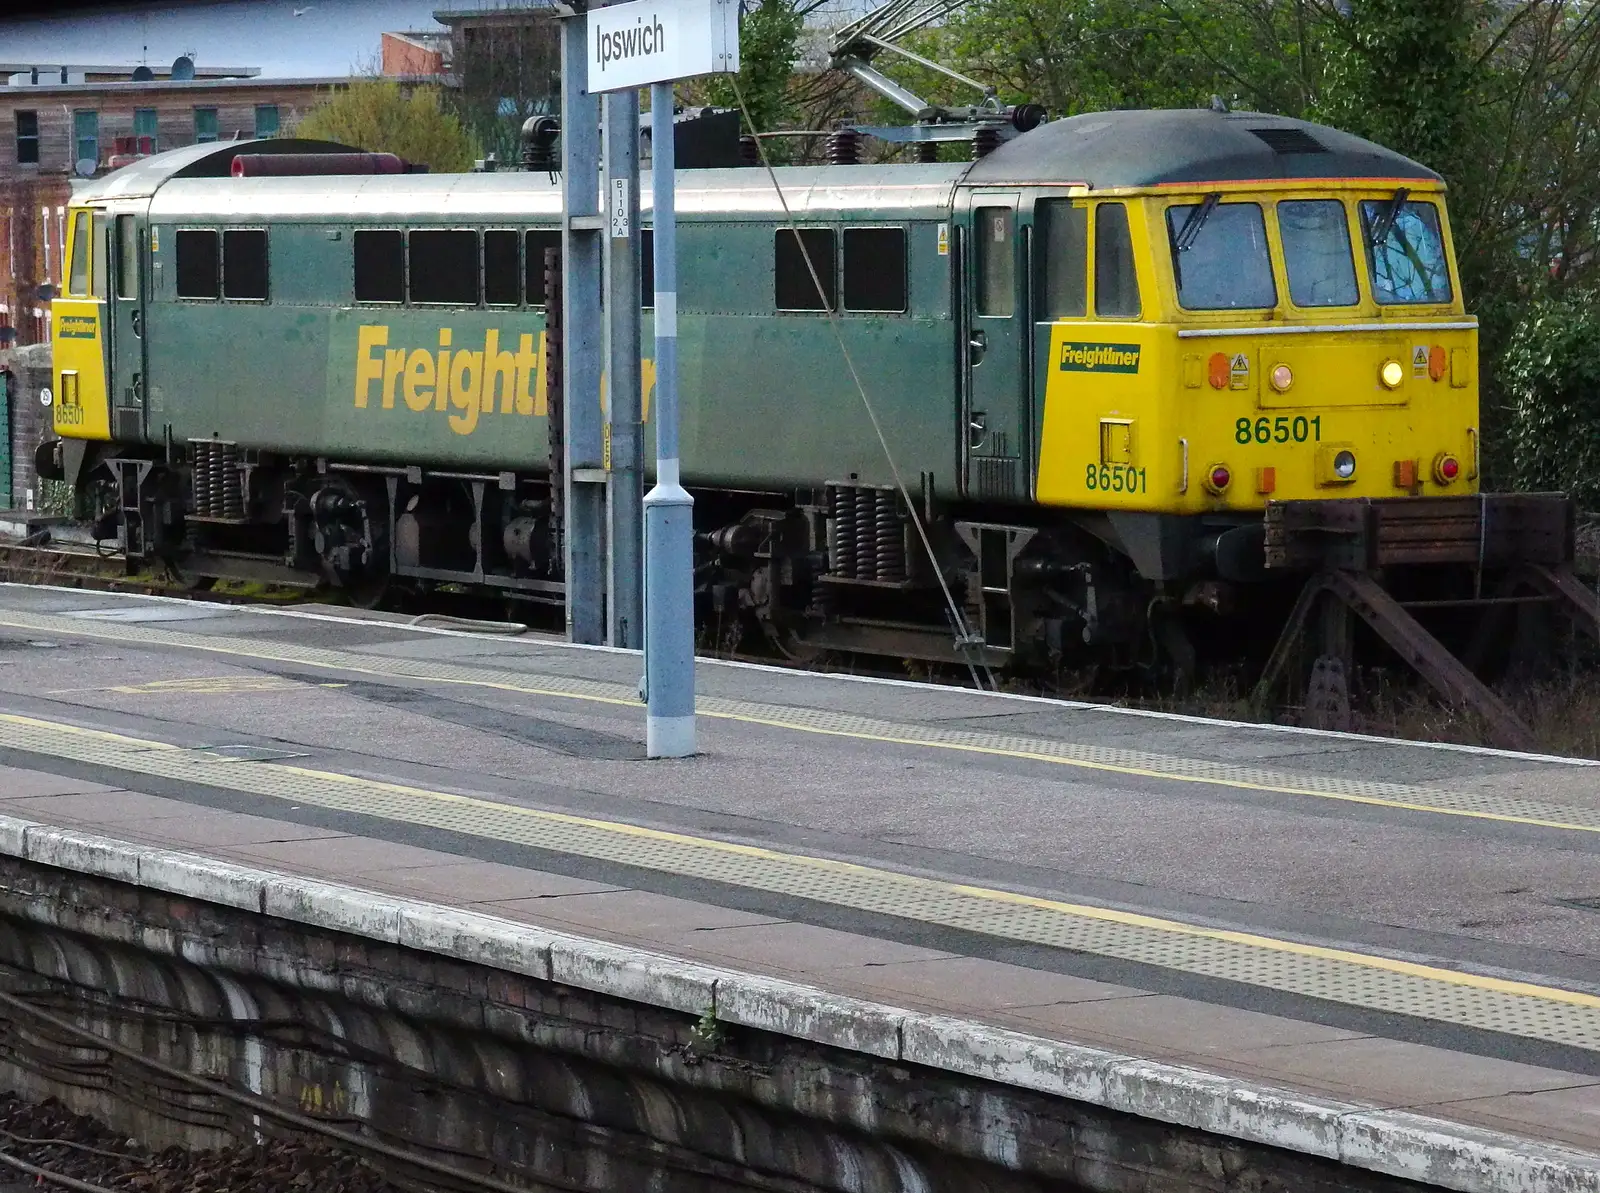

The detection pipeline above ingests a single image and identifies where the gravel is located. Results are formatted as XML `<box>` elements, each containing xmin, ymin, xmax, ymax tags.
<box><xmin>0</xmin><ymin>1095</ymin><xmax>408</xmax><ymax>1193</ymax></box>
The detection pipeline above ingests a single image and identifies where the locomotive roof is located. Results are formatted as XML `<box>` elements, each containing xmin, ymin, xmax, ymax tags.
<box><xmin>82</xmin><ymin>110</ymin><xmax>1439</xmax><ymax>221</ymax></box>
<box><xmin>965</xmin><ymin>109</ymin><xmax>1441</xmax><ymax>189</ymax></box>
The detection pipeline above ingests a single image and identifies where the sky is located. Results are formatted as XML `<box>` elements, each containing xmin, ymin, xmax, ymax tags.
<box><xmin>0</xmin><ymin>0</ymin><xmax>478</xmax><ymax>80</ymax></box>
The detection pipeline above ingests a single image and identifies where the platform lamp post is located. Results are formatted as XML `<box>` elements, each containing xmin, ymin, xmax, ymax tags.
<box><xmin>587</xmin><ymin>0</ymin><xmax>739</xmax><ymax>757</ymax></box>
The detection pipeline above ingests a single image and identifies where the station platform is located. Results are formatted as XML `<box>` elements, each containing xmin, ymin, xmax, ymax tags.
<box><xmin>0</xmin><ymin>581</ymin><xmax>1594</xmax><ymax>1189</ymax></box>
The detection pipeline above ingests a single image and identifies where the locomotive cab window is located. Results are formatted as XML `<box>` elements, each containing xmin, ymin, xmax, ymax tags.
<box><xmin>222</xmin><ymin>229</ymin><xmax>268</xmax><ymax>300</ymax></box>
<box><xmin>91</xmin><ymin>213</ymin><xmax>107</xmax><ymax>300</ymax></box>
<box><xmin>842</xmin><ymin>227</ymin><xmax>907</xmax><ymax>312</ymax></box>
<box><xmin>975</xmin><ymin>207</ymin><xmax>1015</xmax><ymax>317</ymax></box>
<box><xmin>175</xmin><ymin>229</ymin><xmax>219</xmax><ymax>300</ymax></box>
<box><xmin>66</xmin><ymin>210</ymin><xmax>90</xmax><ymax>297</ymax></box>
<box><xmin>775</xmin><ymin>228</ymin><xmax>836</xmax><ymax>311</ymax></box>
<box><xmin>409</xmin><ymin>230</ymin><xmax>480</xmax><ymax>305</ymax></box>
<box><xmin>354</xmin><ymin>230</ymin><xmax>404</xmax><ymax>303</ymax></box>
<box><xmin>1360</xmin><ymin>197</ymin><xmax>1452</xmax><ymax>304</ymax></box>
<box><xmin>1279</xmin><ymin>199</ymin><xmax>1358</xmax><ymax>307</ymax></box>
<box><xmin>1167</xmin><ymin>199</ymin><xmax>1274</xmax><ymax>310</ymax></box>
<box><xmin>524</xmin><ymin>229</ymin><xmax>560</xmax><ymax>306</ymax></box>
<box><xmin>1095</xmin><ymin>203</ymin><xmax>1141</xmax><ymax>318</ymax></box>
<box><xmin>1035</xmin><ymin>200</ymin><xmax>1087</xmax><ymax>320</ymax></box>
<box><xmin>484</xmin><ymin>230</ymin><xmax>520</xmax><ymax>306</ymax></box>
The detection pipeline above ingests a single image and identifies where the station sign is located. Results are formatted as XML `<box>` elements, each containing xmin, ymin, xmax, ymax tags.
<box><xmin>588</xmin><ymin>0</ymin><xmax>740</xmax><ymax>93</ymax></box>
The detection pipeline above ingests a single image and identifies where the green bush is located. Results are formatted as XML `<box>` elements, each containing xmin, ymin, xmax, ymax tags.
<box><xmin>1500</xmin><ymin>295</ymin><xmax>1600</xmax><ymax>510</ymax></box>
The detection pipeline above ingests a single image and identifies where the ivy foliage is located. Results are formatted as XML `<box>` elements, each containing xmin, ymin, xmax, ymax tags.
<box><xmin>1500</xmin><ymin>297</ymin><xmax>1600</xmax><ymax>506</ymax></box>
<box><xmin>291</xmin><ymin>79</ymin><xmax>478</xmax><ymax>174</ymax></box>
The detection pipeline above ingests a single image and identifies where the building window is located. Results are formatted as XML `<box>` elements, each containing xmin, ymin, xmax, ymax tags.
<box><xmin>354</xmin><ymin>230</ymin><xmax>404</xmax><ymax>303</ymax></box>
<box><xmin>133</xmin><ymin>108</ymin><xmax>158</xmax><ymax>153</ymax></box>
<box><xmin>254</xmin><ymin>105</ymin><xmax>279</xmax><ymax>138</ymax></box>
<box><xmin>408</xmin><ymin>230</ymin><xmax>480</xmax><ymax>305</ymax></box>
<box><xmin>223</xmin><ymin>229</ymin><xmax>268</xmax><ymax>300</ymax></box>
<box><xmin>774</xmin><ymin>228</ymin><xmax>835</xmax><ymax>311</ymax></box>
<box><xmin>175</xmin><ymin>229</ymin><xmax>220</xmax><ymax>299</ymax></box>
<box><xmin>73</xmin><ymin>110</ymin><xmax>99</xmax><ymax>171</ymax></box>
<box><xmin>15</xmin><ymin>111</ymin><xmax>39</xmax><ymax>165</ymax></box>
<box><xmin>842</xmin><ymin>227</ymin><xmax>907</xmax><ymax>312</ymax></box>
<box><xmin>194</xmin><ymin>107</ymin><xmax>219</xmax><ymax>144</ymax></box>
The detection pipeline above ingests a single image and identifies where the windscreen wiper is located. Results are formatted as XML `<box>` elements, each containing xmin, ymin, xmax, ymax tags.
<box><xmin>1367</xmin><ymin>186</ymin><xmax>1411</xmax><ymax>247</ymax></box>
<box><xmin>1172</xmin><ymin>192</ymin><xmax>1221</xmax><ymax>253</ymax></box>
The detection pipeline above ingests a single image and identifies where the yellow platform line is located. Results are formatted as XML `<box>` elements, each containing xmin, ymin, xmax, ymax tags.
<box><xmin>1</xmin><ymin>611</ymin><xmax>1596</xmax><ymax>837</ymax></box>
<box><xmin>1</xmin><ymin>708</ymin><xmax>1598</xmax><ymax>1033</ymax></box>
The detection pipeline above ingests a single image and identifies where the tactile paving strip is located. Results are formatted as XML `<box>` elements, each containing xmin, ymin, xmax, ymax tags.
<box><xmin>0</xmin><ymin>608</ymin><xmax>1594</xmax><ymax>833</ymax></box>
<box><xmin>1</xmin><ymin>710</ymin><xmax>1598</xmax><ymax>1052</ymax></box>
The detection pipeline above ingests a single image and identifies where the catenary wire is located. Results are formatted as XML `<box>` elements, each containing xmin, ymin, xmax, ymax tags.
<box><xmin>728</xmin><ymin>76</ymin><xmax>997</xmax><ymax>690</ymax></box>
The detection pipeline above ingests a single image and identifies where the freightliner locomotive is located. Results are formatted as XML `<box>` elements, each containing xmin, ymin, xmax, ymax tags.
<box><xmin>41</xmin><ymin>109</ymin><xmax>1484</xmax><ymax>671</ymax></box>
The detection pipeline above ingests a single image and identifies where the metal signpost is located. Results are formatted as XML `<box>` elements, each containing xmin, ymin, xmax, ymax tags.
<box><xmin>558</xmin><ymin>13</ymin><xmax>606</xmax><ymax>647</ymax></box>
<box><xmin>585</xmin><ymin>0</ymin><xmax>738</xmax><ymax>757</ymax></box>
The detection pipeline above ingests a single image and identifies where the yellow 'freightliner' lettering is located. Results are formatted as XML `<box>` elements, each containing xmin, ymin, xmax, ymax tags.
<box><xmin>355</xmin><ymin>325</ymin><xmax>550</xmax><ymax>436</ymax></box>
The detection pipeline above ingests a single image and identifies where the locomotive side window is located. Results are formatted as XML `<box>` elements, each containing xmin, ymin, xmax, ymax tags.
<box><xmin>115</xmin><ymin>215</ymin><xmax>138</xmax><ymax>300</ymax></box>
<box><xmin>1279</xmin><ymin>200</ymin><xmax>1358</xmax><ymax>307</ymax></box>
<box><xmin>409</xmin><ymin>230</ymin><xmax>480</xmax><ymax>305</ymax></box>
<box><xmin>90</xmin><ymin>213</ymin><xmax>107</xmax><ymax>300</ymax></box>
<box><xmin>66</xmin><ymin>210</ymin><xmax>90</xmax><ymax>297</ymax></box>
<box><xmin>842</xmin><ymin>227</ymin><xmax>906</xmax><ymax>312</ymax></box>
<box><xmin>222</xmin><ymin>229</ymin><xmax>268</xmax><ymax>301</ymax></box>
<box><xmin>975</xmin><ymin>207</ymin><xmax>1015</xmax><ymax>317</ymax></box>
<box><xmin>1360</xmin><ymin>198</ymin><xmax>1452</xmax><ymax>304</ymax></box>
<box><xmin>175</xmin><ymin>229</ymin><xmax>220</xmax><ymax>300</ymax></box>
<box><xmin>484</xmin><ymin>230</ymin><xmax>520</xmax><ymax>306</ymax></box>
<box><xmin>1035</xmin><ymin>200</ymin><xmax>1086</xmax><ymax>319</ymax></box>
<box><xmin>524</xmin><ymin>230</ymin><xmax>560</xmax><ymax>306</ymax></box>
<box><xmin>354</xmin><ymin>230</ymin><xmax>404</xmax><ymax>303</ymax></box>
<box><xmin>775</xmin><ymin>228</ymin><xmax>836</xmax><ymax>311</ymax></box>
<box><xmin>1094</xmin><ymin>203</ymin><xmax>1140</xmax><ymax>318</ymax></box>
<box><xmin>1165</xmin><ymin>200</ymin><xmax>1273</xmax><ymax>310</ymax></box>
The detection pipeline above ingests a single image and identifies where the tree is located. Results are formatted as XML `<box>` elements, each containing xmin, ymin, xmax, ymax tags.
<box><xmin>699</xmin><ymin>0</ymin><xmax>807</xmax><ymax>135</ymax></box>
<box><xmin>291</xmin><ymin>78</ymin><xmax>478</xmax><ymax>174</ymax></box>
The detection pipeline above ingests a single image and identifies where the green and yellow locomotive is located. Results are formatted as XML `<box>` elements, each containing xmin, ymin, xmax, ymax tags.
<box><xmin>44</xmin><ymin>109</ymin><xmax>1491</xmax><ymax>668</ymax></box>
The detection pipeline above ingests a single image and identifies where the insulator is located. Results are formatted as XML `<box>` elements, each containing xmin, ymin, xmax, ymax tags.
<box><xmin>827</xmin><ymin>128</ymin><xmax>860</xmax><ymax>166</ymax></box>
<box><xmin>831</xmin><ymin>486</ymin><xmax>856</xmax><ymax>579</ymax></box>
<box><xmin>875</xmin><ymin>490</ymin><xmax>903</xmax><ymax>582</ymax></box>
<box><xmin>916</xmin><ymin>141</ymin><xmax>939</xmax><ymax>164</ymax></box>
<box><xmin>854</xmin><ymin>488</ymin><xmax>878</xmax><ymax>581</ymax></box>
<box><xmin>739</xmin><ymin>135</ymin><xmax>760</xmax><ymax>167</ymax></box>
<box><xmin>972</xmin><ymin>127</ymin><xmax>1002</xmax><ymax>160</ymax></box>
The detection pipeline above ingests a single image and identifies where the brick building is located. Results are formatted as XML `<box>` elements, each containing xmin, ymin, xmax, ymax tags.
<box><xmin>0</xmin><ymin>62</ymin><xmax>348</xmax><ymax>347</ymax></box>
<box><xmin>381</xmin><ymin>32</ymin><xmax>451</xmax><ymax>79</ymax></box>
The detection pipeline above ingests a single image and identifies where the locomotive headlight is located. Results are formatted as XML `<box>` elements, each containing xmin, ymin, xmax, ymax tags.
<box><xmin>1380</xmin><ymin>359</ymin><xmax>1405</xmax><ymax>389</ymax></box>
<box><xmin>1269</xmin><ymin>363</ymin><xmax>1293</xmax><ymax>393</ymax></box>
<box><xmin>1333</xmin><ymin>449</ymin><xmax>1357</xmax><ymax>479</ymax></box>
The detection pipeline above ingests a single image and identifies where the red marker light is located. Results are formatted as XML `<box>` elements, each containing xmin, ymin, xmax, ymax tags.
<box><xmin>1205</xmin><ymin>464</ymin><xmax>1232</xmax><ymax>495</ymax></box>
<box><xmin>1434</xmin><ymin>453</ymin><xmax>1461</xmax><ymax>484</ymax></box>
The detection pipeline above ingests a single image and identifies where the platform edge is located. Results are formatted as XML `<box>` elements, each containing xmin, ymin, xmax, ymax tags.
<box><xmin>0</xmin><ymin>815</ymin><xmax>1592</xmax><ymax>1193</ymax></box>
